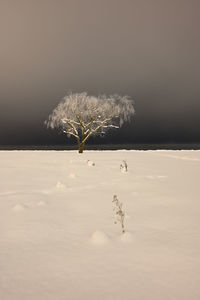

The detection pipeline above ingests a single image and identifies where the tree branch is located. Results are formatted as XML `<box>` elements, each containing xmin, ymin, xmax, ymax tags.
<box><xmin>63</xmin><ymin>130</ymin><xmax>79</xmax><ymax>139</ymax></box>
<box><xmin>76</xmin><ymin>115</ymin><xmax>86</xmax><ymax>131</ymax></box>
<box><xmin>82</xmin><ymin>118</ymin><xmax>117</xmax><ymax>144</ymax></box>
<box><xmin>62</xmin><ymin>119</ymin><xmax>78</xmax><ymax>135</ymax></box>
<box><xmin>62</xmin><ymin>119</ymin><xmax>79</xmax><ymax>126</ymax></box>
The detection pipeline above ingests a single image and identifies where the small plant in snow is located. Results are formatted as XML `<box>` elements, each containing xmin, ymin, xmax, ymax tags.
<box><xmin>112</xmin><ymin>195</ymin><xmax>125</xmax><ymax>234</ymax></box>
<box><xmin>87</xmin><ymin>160</ymin><xmax>95</xmax><ymax>167</ymax></box>
<box><xmin>120</xmin><ymin>160</ymin><xmax>128</xmax><ymax>172</ymax></box>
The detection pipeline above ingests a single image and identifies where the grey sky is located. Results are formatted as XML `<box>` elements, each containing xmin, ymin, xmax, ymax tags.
<box><xmin>0</xmin><ymin>0</ymin><xmax>200</xmax><ymax>144</ymax></box>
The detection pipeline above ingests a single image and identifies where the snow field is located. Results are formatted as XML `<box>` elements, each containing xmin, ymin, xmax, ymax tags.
<box><xmin>0</xmin><ymin>150</ymin><xmax>200</xmax><ymax>300</ymax></box>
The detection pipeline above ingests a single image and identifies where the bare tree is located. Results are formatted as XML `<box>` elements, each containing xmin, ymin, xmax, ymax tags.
<box><xmin>45</xmin><ymin>92</ymin><xmax>135</xmax><ymax>153</ymax></box>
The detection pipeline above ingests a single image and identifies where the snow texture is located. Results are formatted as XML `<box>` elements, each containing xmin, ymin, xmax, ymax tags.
<box><xmin>0</xmin><ymin>150</ymin><xmax>200</xmax><ymax>300</ymax></box>
<box><xmin>90</xmin><ymin>230</ymin><xmax>110</xmax><ymax>245</ymax></box>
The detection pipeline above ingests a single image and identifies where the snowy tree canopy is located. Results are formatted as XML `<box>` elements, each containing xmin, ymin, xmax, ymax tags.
<box><xmin>45</xmin><ymin>92</ymin><xmax>135</xmax><ymax>152</ymax></box>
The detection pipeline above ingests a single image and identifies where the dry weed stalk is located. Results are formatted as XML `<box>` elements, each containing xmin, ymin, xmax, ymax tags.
<box><xmin>112</xmin><ymin>195</ymin><xmax>125</xmax><ymax>234</ymax></box>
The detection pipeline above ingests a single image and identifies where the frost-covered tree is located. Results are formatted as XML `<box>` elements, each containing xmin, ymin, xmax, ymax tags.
<box><xmin>45</xmin><ymin>92</ymin><xmax>135</xmax><ymax>153</ymax></box>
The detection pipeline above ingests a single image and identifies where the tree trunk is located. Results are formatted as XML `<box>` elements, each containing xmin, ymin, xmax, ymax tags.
<box><xmin>78</xmin><ymin>128</ymin><xmax>86</xmax><ymax>153</ymax></box>
<box><xmin>78</xmin><ymin>142</ymin><xmax>85</xmax><ymax>153</ymax></box>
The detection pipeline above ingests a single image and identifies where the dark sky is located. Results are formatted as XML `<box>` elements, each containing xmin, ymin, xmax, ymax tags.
<box><xmin>0</xmin><ymin>0</ymin><xmax>200</xmax><ymax>145</ymax></box>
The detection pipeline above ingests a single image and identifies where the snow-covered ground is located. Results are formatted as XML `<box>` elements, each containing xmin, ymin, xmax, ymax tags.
<box><xmin>0</xmin><ymin>150</ymin><xmax>200</xmax><ymax>300</ymax></box>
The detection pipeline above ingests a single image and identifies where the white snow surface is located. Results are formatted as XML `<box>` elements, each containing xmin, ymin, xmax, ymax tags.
<box><xmin>0</xmin><ymin>150</ymin><xmax>200</xmax><ymax>300</ymax></box>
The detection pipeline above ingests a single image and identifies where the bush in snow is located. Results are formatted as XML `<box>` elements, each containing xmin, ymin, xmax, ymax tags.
<box><xmin>112</xmin><ymin>195</ymin><xmax>126</xmax><ymax>234</ymax></box>
<box><xmin>120</xmin><ymin>160</ymin><xmax>128</xmax><ymax>172</ymax></box>
<box><xmin>45</xmin><ymin>92</ymin><xmax>135</xmax><ymax>153</ymax></box>
<box><xmin>87</xmin><ymin>160</ymin><xmax>95</xmax><ymax>167</ymax></box>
